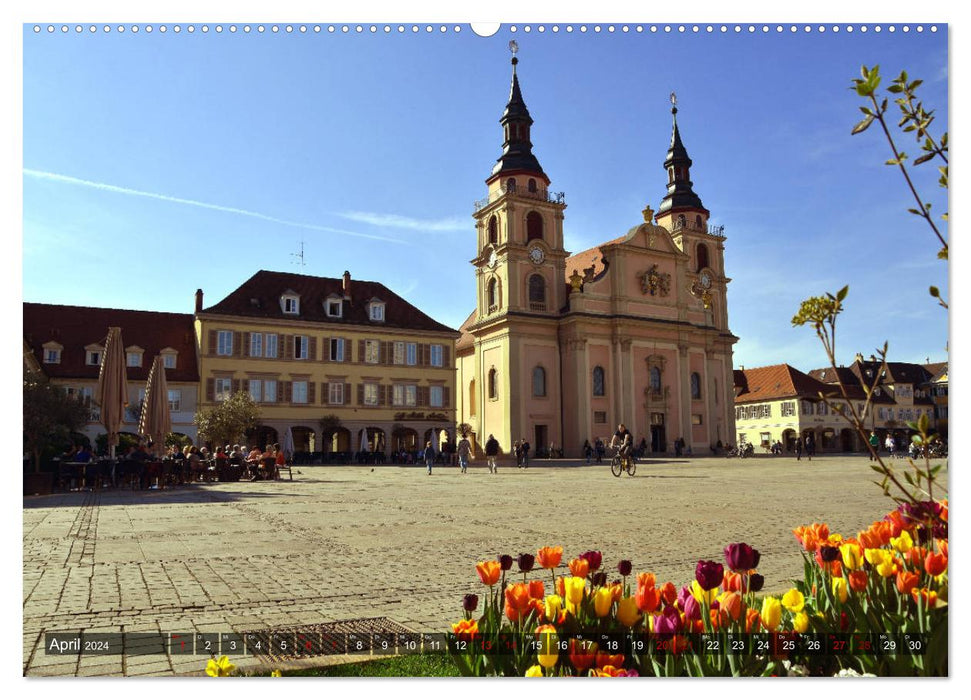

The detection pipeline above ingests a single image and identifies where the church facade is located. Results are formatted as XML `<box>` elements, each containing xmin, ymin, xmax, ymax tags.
<box><xmin>455</xmin><ymin>55</ymin><xmax>738</xmax><ymax>458</ymax></box>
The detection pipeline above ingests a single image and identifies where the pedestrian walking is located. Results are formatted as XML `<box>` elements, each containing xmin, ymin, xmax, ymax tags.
<box><xmin>457</xmin><ymin>433</ymin><xmax>472</xmax><ymax>474</ymax></box>
<box><xmin>868</xmin><ymin>431</ymin><xmax>880</xmax><ymax>461</ymax></box>
<box><xmin>595</xmin><ymin>438</ymin><xmax>605</xmax><ymax>464</ymax></box>
<box><xmin>795</xmin><ymin>437</ymin><xmax>804</xmax><ymax>461</ymax></box>
<box><xmin>583</xmin><ymin>440</ymin><xmax>593</xmax><ymax>465</ymax></box>
<box><xmin>521</xmin><ymin>439</ymin><xmax>530</xmax><ymax>469</ymax></box>
<box><xmin>423</xmin><ymin>441</ymin><xmax>435</xmax><ymax>475</ymax></box>
<box><xmin>805</xmin><ymin>432</ymin><xmax>816</xmax><ymax>461</ymax></box>
<box><xmin>885</xmin><ymin>434</ymin><xmax>896</xmax><ymax>459</ymax></box>
<box><xmin>485</xmin><ymin>434</ymin><xmax>500</xmax><ymax>474</ymax></box>
<box><xmin>514</xmin><ymin>440</ymin><xmax>522</xmax><ymax>469</ymax></box>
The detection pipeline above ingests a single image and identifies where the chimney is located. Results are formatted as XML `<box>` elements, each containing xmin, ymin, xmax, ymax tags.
<box><xmin>195</xmin><ymin>289</ymin><xmax>204</xmax><ymax>313</ymax></box>
<box><xmin>342</xmin><ymin>270</ymin><xmax>351</xmax><ymax>300</ymax></box>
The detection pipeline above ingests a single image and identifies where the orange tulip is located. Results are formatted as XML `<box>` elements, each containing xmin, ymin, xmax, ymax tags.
<box><xmin>476</xmin><ymin>560</ymin><xmax>501</xmax><ymax>586</ymax></box>
<box><xmin>609</xmin><ymin>583</ymin><xmax>623</xmax><ymax>603</ymax></box>
<box><xmin>848</xmin><ymin>570</ymin><xmax>868</xmax><ymax>592</ymax></box>
<box><xmin>529</xmin><ymin>579</ymin><xmax>545</xmax><ymax>600</ymax></box>
<box><xmin>568</xmin><ymin>558</ymin><xmax>590</xmax><ymax>578</ymax></box>
<box><xmin>911</xmin><ymin>588</ymin><xmax>938</xmax><ymax>607</ymax></box>
<box><xmin>555</xmin><ymin>576</ymin><xmax>565</xmax><ymax>598</ymax></box>
<box><xmin>885</xmin><ymin>510</ymin><xmax>909</xmax><ymax>538</ymax></box>
<box><xmin>925</xmin><ymin>552</ymin><xmax>947</xmax><ymax>577</ymax></box>
<box><xmin>596</xmin><ymin>651</ymin><xmax>624</xmax><ymax>669</ymax></box>
<box><xmin>660</xmin><ymin>581</ymin><xmax>678</xmax><ymax>606</ymax></box>
<box><xmin>568</xmin><ymin>639</ymin><xmax>597</xmax><ymax>671</ymax></box>
<box><xmin>722</xmin><ymin>571</ymin><xmax>743</xmax><ymax>592</ymax></box>
<box><xmin>905</xmin><ymin>546</ymin><xmax>929</xmax><ymax>570</ymax></box>
<box><xmin>634</xmin><ymin>585</ymin><xmax>661</xmax><ymax>613</ymax></box>
<box><xmin>745</xmin><ymin>608</ymin><xmax>761</xmax><ymax>633</ymax></box>
<box><xmin>451</xmin><ymin>619</ymin><xmax>479</xmax><ymax>640</ymax></box>
<box><xmin>896</xmin><ymin>570</ymin><xmax>920</xmax><ymax>595</ymax></box>
<box><xmin>719</xmin><ymin>592</ymin><xmax>742</xmax><ymax>622</ymax></box>
<box><xmin>858</xmin><ymin>521</ymin><xmax>892</xmax><ymax>549</ymax></box>
<box><xmin>793</xmin><ymin>522</ymin><xmax>830</xmax><ymax>551</ymax></box>
<box><xmin>537</xmin><ymin>546</ymin><xmax>563</xmax><ymax>570</ymax></box>
<box><xmin>637</xmin><ymin>572</ymin><xmax>656</xmax><ymax>590</ymax></box>
<box><xmin>505</xmin><ymin>582</ymin><xmax>530</xmax><ymax>614</ymax></box>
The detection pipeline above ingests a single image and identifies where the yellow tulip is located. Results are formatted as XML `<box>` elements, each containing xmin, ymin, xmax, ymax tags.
<box><xmin>760</xmin><ymin>597</ymin><xmax>782</xmax><ymax>631</ymax></box>
<box><xmin>205</xmin><ymin>655</ymin><xmax>236</xmax><ymax>677</ymax></box>
<box><xmin>793</xmin><ymin>612</ymin><xmax>809</xmax><ymax>633</ymax></box>
<box><xmin>781</xmin><ymin>588</ymin><xmax>805</xmax><ymax>614</ymax></box>
<box><xmin>525</xmin><ymin>665</ymin><xmax>544</xmax><ymax>677</ymax></box>
<box><xmin>891</xmin><ymin>531</ymin><xmax>913</xmax><ymax>553</ymax></box>
<box><xmin>616</xmin><ymin>596</ymin><xmax>642</xmax><ymax>627</ymax></box>
<box><xmin>839</xmin><ymin>543</ymin><xmax>863</xmax><ymax>570</ymax></box>
<box><xmin>544</xmin><ymin>594</ymin><xmax>563</xmax><ymax>621</ymax></box>
<box><xmin>690</xmin><ymin>579</ymin><xmax>717</xmax><ymax>605</ymax></box>
<box><xmin>831</xmin><ymin>577</ymin><xmax>848</xmax><ymax>603</ymax></box>
<box><xmin>876</xmin><ymin>559</ymin><xmax>898</xmax><ymax>578</ymax></box>
<box><xmin>593</xmin><ymin>587</ymin><xmax>613</xmax><ymax>618</ymax></box>
<box><xmin>270</xmin><ymin>670</ymin><xmax>282</xmax><ymax>677</ymax></box>
<box><xmin>564</xmin><ymin>576</ymin><xmax>585</xmax><ymax>613</ymax></box>
<box><xmin>864</xmin><ymin>548</ymin><xmax>891</xmax><ymax>567</ymax></box>
<box><xmin>536</xmin><ymin>630</ymin><xmax>559</xmax><ymax>669</ymax></box>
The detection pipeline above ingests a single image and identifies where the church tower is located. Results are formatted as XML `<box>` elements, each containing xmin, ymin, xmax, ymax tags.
<box><xmin>466</xmin><ymin>44</ymin><xmax>568</xmax><ymax>453</ymax></box>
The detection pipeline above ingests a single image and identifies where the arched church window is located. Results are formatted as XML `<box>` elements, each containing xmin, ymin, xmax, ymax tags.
<box><xmin>677</xmin><ymin>214</ymin><xmax>686</xmax><ymax>230</ymax></box>
<box><xmin>528</xmin><ymin>178</ymin><xmax>537</xmax><ymax>193</ymax></box>
<box><xmin>488</xmin><ymin>215</ymin><xmax>498</xmax><ymax>245</ymax></box>
<box><xmin>695</xmin><ymin>215</ymin><xmax>703</xmax><ymax>230</ymax></box>
<box><xmin>650</xmin><ymin>366</ymin><xmax>662</xmax><ymax>393</ymax></box>
<box><xmin>592</xmin><ymin>366</ymin><xmax>605</xmax><ymax>397</ymax></box>
<box><xmin>532</xmin><ymin>366</ymin><xmax>546</xmax><ymax>397</ymax></box>
<box><xmin>528</xmin><ymin>274</ymin><xmax>546</xmax><ymax>307</ymax></box>
<box><xmin>696</xmin><ymin>243</ymin><xmax>710</xmax><ymax>272</ymax></box>
<box><xmin>526</xmin><ymin>211</ymin><xmax>543</xmax><ymax>242</ymax></box>
<box><xmin>469</xmin><ymin>379</ymin><xmax>476</xmax><ymax>415</ymax></box>
<box><xmin>691</xmin><ymin>372</ymin><xmax>702</xmax><ymax>400</ymax></box>
<box><xmin>488</xmin><ymin>368</ymin><xmax>498</xmax><ymax>399</ymax></box>
<box><xmin>487</xmin><ymin>278</ymin><xmax>498</xmax><ymax>310</ymax></box>
<box><xmin>506</xmin><ymin>178</ymin><xmax>517</xmax><ymax>193</ymax></box>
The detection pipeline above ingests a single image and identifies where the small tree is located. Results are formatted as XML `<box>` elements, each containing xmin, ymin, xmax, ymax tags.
<box><xmin>23</xmin><ymin>370</ymin><xmax>90</xmax><ymax>473</ymax></box>
<box><xmin>194</xmin><ymin>391</ymin><xmax>261</xmax><ymax>449</ymax></box>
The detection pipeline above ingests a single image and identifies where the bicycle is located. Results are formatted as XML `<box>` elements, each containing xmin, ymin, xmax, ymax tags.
<box><xmin>610</xmin><ymin>446</ymin><xmax>636</xmax><ymax>477</ymax></box>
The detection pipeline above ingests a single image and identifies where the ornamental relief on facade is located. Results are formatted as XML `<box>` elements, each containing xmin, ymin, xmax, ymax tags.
<box><xmin>640</xmin><ymin>265</ymin><xmax>671</xmax><ymax>297</ymax></box>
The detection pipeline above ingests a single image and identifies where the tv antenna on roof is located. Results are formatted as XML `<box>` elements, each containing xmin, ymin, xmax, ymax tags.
<box><xmin>291</xmin><ymin>240</ymin><xmax>306</xmax><ymax>268</ymax></box>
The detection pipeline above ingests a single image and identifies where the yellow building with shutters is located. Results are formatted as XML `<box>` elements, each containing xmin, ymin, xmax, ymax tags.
<box><xmin>194</xmin><ymin>270</ymin><xmax>459</xmax><ymax>460</ymax></box>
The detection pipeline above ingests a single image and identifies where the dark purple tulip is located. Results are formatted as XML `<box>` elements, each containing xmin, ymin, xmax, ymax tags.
<box><xmin>695</xmin><ymin>560</ymin><xmax>724</xmax><ymax>591</ymax></box>
<box><xmin>724</xmin><ymin>542</ymin><xmax>761</xmax><ymax>572</ymax></box>
<box><xmin>517</xmin><ymin>553</ymin><xmax>535</xmax><ymax>573</ymax></box>
<box><xmin>580</xmin><ymin>550</ymin><xmax>603</xmax><ymax>571</ymax></box>
<box><xmin>653</xmin><ymin>606</ymin><xmax>682</xmax><ymax>636</ymax></box>
<box><xmin>618</xmin><ymin>560</ymin><xmax>633</xmax><ymax>577</ymax></box>
<box><xmin>819</xmin><ymin>545</ymin><xmax>840</xmax><ymax>563</ymax></box>
<box><xmin>591</xmin><ymin>572</ymin><xmax>607</xmax><ymax>587</ymax></box>
<box><xmin>463</xmin><ymin>594</ymin><xmax>479</xmax><ymax>612</ymax></box>
<box><xmin>749</xmin><ymin>573</ymin><xmax>765</xmax><ymax>593</ymax></box>
<box><xmin>499</xmin><ymin>554</ymin><xmax>513</xmax><ymax>571</ymax></box>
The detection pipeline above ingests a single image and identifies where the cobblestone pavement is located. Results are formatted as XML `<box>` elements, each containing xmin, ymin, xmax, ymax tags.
<box><xmin>22</xmin><ymin>454</ymin><xmax>943</xmax><ymax>676</ymax></box>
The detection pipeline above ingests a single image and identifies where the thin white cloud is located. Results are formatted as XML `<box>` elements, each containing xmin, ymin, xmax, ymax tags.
<box><xmin>23</xmin><ymin>169</ymin><xmax>409</xmax><ymax>245</ymax></box>
<box><xmin>338</xmin><ymin>210</ymin><xmax>467</xmax><ymax>232</ymax></box>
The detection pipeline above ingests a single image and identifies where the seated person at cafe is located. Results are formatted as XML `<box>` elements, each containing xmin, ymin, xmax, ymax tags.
<box><xmin>75</xmin><ymin>444</ymin><xmax>94</xmax><ymax>463</ymax></box>
<box><xmin>186</xmin><ymin>445</ymin><xmax>206</xmax><ymax>479</ymax></box>
<box><xmin>246</xmin><ymin>445</ymin><xmax>263</xmax><ymax>463</ymax></box>
<box><xmin>274</xmin><ymin>443</ymin><xmax>287</xmax><ymax>468</ymax></box>
<box><xmin>215</xmin><ymin>445</ymin><xmax>228</xmax><ymax>460</ymax></box>
<box><xmin>229</xmin><ymin>444</ymin><xmax>245</xmax><ymax>465</ymax></box>
<box><xmin>131</xmin><ymin>443</ymin><xmax>152</xmax><ymax>462</ymax></box>
<box><xmin>62</xmin><ymin>444</ymin><xmax>79</xmax><ymax>461</ymax></box>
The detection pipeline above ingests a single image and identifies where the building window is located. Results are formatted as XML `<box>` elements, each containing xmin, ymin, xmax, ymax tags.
<box><xmin>469</xmin><ymin>380</ymin><xmax>476</xmax><ymax>416</ymax></box>
<box><xmin>487</xmin><ymin>279</ymin><xmax>498</xmax><ymax>311</ymax></box>
<box><xmin>488</xmin><ymin>368</ymin><xmax>497</xmax><ymax>399</ymax></box>
<box><xmin>430</xmin><ymin>385</ymin><xmax>444</xmax><ymax>407</ymax></box>
<box><xmin>328</xmin><ymin>383</ymin><xmax>344</xmax><ymax>405</ymax></box>
<box><xmin>369</xmin><ymin>302</ymin><xmax>385</xmax><ymax>322</ymax></box>
<box><xmin>394</xmin><ymin>341</ymin><xmax>405</xmax><ymax>365</ymax></box>
<box><xmin>760</xmin><ymin>432</ymin><xmax>771</xmax><ymax>445</ymax></box>
<box><xmin>365</xmin><ymin>340</ymin><xmax>379</xmax><ymax>364</ymax></box>
<box><xmin>528</xmin><ymin>178</ymin><xmax>537</xmax><ymax>193</ymax></box>
<box><xmin>592</xmin><ymin>366</ymin><xmax>605</xmax><ymax>397</ymax></box>
<box><xmin>506</xmin><ymin>177</ymin><xmax>516</xmax><ymax>192</ymax></box>
<box><xmin>690</xmin><ymin>372</ymin><xmax>702</xmax><ymax>400</ymax></box>
<box><xmin>594</xmin><ymin>411</ymin><xmax>607</xmax><ymax>424</ymax></box>
<box><xmin>249</xmin><ymin>379</ymin><xmax>263</xmax><ymax>402</ymax></box>
<box><xmin>250</xmin><ymin>333</ymin><xmax>263</xmax><ymax>357</ymax></box>
<box><xmin>649</xmin><ymin>367</ymin><xmax>662</xmax><ymax>393</ymax></box>
<box><xmin>406</xmin><ymin>385</ymin><xmax>417</xmax><ymax>406</ymax></box>
<box><xmin>326</xmin><ymin>299</ymin><xmax>343</xmax><ymax>318</ymax></box>
<box><xmin>407</xmin><ymin>342</ymin><xmax>417</xmax><ymax>366</ymax></box>
<box><xmin>291</xmin><ymin>380</ymin><xmax>308</xmax><ymax>403</ymax></box>
<box><xmin>282</xmin><ymin>295</ymin><xmax>299</xmax><ymax>314</ymax></box>
<box><xmin>86</xmin><ymin>350</ymin><xmax>101</xmax><ymax>366</ymax></box>
<box><xmin>294</xmin><ymin>335</ymin><xmax>309</xmax><ymax>360</ymax></box>
<box><xmin>488</xmin><ymin>215</ymin><xmax>498</xmax><ymax>245</ymax></box>
<box><xmin>265</xmin><ymin>334</ymin><xmax>278</xmax><ymax>358</ymax></box>
<box><xmin>167</xmin><ymin>389</ymin><xmax>181</xmax><ymax>412</ymax></box>
<box><xmin>697</xmin><ymin>243</ymin><xmax>710</xmax><ymax>272</ymax></box>
<box><xmin>528</xmin><ymin>274</ymin><xmax>546</xmax><ymax>309</ymax></box>
<box><xmin>532</xmin><ymin>366</ymin><xmax>546</xmax><ymax>397</ymax></box>
<box><xmin>264</xmin><ymin>380</ymin><xmax>277</xmax><ymax>402</ymax></box>
<box><xmin>692</xmin><ymin>414</ymin><xmax>703</xmax><ymax>425</ymax></box>
<box><xmin>391</xmin><ymin>384</ymin><xmax>416</xmax><ymax>407</ymax></box>
<box><xmin>526</xmin><ymin>211</ymin><xmax>543</xmax><ymax>242</ymax></box>
<box><xmin>781</xmin><ymin>401</ymin><xmax>796</xmax><ymax>417</ymax></box>
<box><xmin>364</xmin><ymin>382</ymin><xmax>379</xmax><ymax>406</ymax></box>
<box><xmin>818</xmin><ymin>402</ymin><xmax>829</xmax><ymax>416</ymax></box>
<box><xmin>330</xmin><ymin>338</ymin><xmax>344</xmax><ymax>362</ymax></box>
<box><xmin>162</xmin><ymin>353</ymin><xmax>176</xmax><ymax>369</ymax></box>
<box><xmin>215</xmin><ymin>377</ymin><xmax>232</xmax><ymax>402</ymax></box>
<box><xmin>44</xmin><ymin>348</ymin><xmax>61</xmax><ymax>364</ymax></box>
<box><xmin>801</xmin><ymin>400</ymin><xmax>815</xmax><ymax>415</ymax></box>
<box><xmin>217</xmin><ymin>330</ymin><xmax>233</xmax><ymax>356</ymax></box>
<box><xmin>126</xmin><ymin>351</ymin><xmax>142</xmax><ymax>367</ymax></box>
<box><xmin>430</xmin><ymin>344</ymin><xmax>443</xmax><ymax>367</ymax></box>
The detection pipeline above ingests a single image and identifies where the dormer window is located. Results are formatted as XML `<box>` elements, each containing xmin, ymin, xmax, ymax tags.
<box><xmin>160</xmin><ymin>348</ymin><xmax>178</xmax><ymax>369</ymax></box>
<box><xmin>369</xmin><ymin>299</ymin><xmax>385</xmax><ymax>322</ymax></box>
<box><xmin>325</xmin><ymin>295</ymin><xmax>343</xmax><ymax>318</ymax></box>
<box><xmin>126</xmin><ymin>346</ymin><xmax>144</xmax><ymax>368</ymax></box>
<box><xmin>42</xmin><ymin>341</ymin><xmax>63</xmax><ymax>364</ymax></box>
<box><xmin>85</xmin><ymin>344</ymin><xmax>104</xmax><ymax>366</ymax></box>
<box><xmin>281</xmin><ymin>292</ymin><xmax>300</xmax><ymax>315</ymax></box>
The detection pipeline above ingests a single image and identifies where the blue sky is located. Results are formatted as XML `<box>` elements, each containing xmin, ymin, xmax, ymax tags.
<box><xmin>22</xmin><ymin>22</ymin><xmax>949</xmax><ymax>372</ymax></box>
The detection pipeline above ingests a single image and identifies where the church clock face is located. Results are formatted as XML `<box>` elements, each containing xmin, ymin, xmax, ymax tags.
<box><xmin>528</xmin><ymin>246</ymin><xmax>545</xmax><ymax>265</ymax></box>
<box><xmin>488</xmin><ymin>249</ymin><xmax>498</xmax><ymax>268</ymax></box>
<box><xmin>700</xmin><ymin>271</ymin><xmax>712</xmax><ymax>289</ymax></box>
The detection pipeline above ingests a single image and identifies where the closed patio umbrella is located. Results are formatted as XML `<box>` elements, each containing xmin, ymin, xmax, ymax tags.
<box><xmin>359</xmin><ymin>428</ymin><xmax>368</xmax><ymax>453</ymax></box>
<box><xmin>282</xmin><ymin>426</ymin><xmax>295</xmax><ymax>461</ymax></box>
<box><xmin>95</xmin><ymin>327</ymin><xmax>128</xmax><ymax>459</ymax></box>
<box><xmin>138</xmin><ymin>354</ymin><xmax>171</xmax><ymax>456</ymax></box>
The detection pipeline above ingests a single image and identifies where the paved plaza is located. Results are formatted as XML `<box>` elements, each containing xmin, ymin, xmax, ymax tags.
<box><xmin>22</xmin><ymin>454</ymin><xmax>941</xmax><ymax>676</ymax></box>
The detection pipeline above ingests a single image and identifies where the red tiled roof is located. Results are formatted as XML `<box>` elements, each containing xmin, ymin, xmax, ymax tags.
<box><xmin>455</xmin><ymin>309</ymin><xmax>478</xmax><ymax>354</ymax></box>
<box><xmin>924</xmin><ymin>362</ymin><xmax>948</xmax><ymax>382</ymax></box>
<box><xmin>733</xmin><ymin>364</ymin><xmax>838</xmax><ymax>403</ymax></box>
<box><xmin>201</xmin><ymin>270</ymin><xmax>457</xmax><ymax>335</ymax></box>
<box><xmin>23</xmin><ymin>303</ymin><xmax>200</xmax><ymax>382</ymax></box>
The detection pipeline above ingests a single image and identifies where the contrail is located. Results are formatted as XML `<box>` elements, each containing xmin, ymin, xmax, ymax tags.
<box><xmin>23</xmin><ymin>169</ymin><xmax>409</xmax><ymax>245</ymax></box>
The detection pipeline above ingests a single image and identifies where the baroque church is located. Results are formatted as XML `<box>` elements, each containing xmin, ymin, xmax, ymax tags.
<box><xmin>455</xmin><ymin>53</ymin><xmax>738</xmax><ymax>457</ymax></box>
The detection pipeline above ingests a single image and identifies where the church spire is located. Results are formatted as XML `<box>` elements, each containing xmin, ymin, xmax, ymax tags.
<box><xmin>488</xmin><ymin>42</ymin><xmax>548</xmax><ymax>184</ymax></box>
<box><xmin>657</xmin><ymin>93</ymin><xmax>707</xmax><ymax>216</ymax></box>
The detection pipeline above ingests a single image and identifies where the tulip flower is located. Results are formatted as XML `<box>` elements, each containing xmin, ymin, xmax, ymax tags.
<box><xmin>717</xmin><ymin>591</ymin><xmax>742</xmax><ymax>622</ymax></box>
<box><xmin>476</xmin><ymin>560</ymin><xmax>501</xmax><ymax>586</ymax></box>
<box><xmin>745</xmin><ymin>608</ymin><xmax>761</xmax><ymax>633</ymax></box>
<box><xmin>544</xmin><ymin>594</ymin><xmax>563</xmax><ymax>621</ymax></box>
<box><xmin>748</xmin><ymin>574</ymin><xmax>765</xmax><ymax>593</ymax></box>
<box><xmin>637</xmin><ymin>572</ymin><xmax>656</xmax><ymax>590</ymax></box>
<box><xmin>518</xmin><ymin>553</ymin><xmax>536</xmax><ymax>573</ymax></box>
<box><xmin>876</xmin><ymin>557</ymin><xmax>898</xmax><ymax>579</ymax></box>
<box><xmin>568</xmin><ymin>558</ymin><xmax>590</xmax><ymax>579</ymax></box>
<box><xmin>205</xmin><ymin>655</ymin><xmax>236</xmax><ymax>677</ymax></box>
<box><xmin>864</xmin><ymin>548</ymin><xmax>891</xmax><ymax>567</ymax></box>
<box><xmin>596</xmin><ymin>651</ymin><xmax>625</xmax><ymax>669</ymax></box>
<box><xmin>505</xmin><ymin>582</ymin><xmax>531</xmax><ymax>621</ymax></box>
<box><xmin>270</xmin><ymin>670</ymin><xmax>282</xmax><ymax>677</ymax></box>
<box><xmin>451</xmin><ymin>619</ymin><xmax>479</xmax><ymax>639</ymax></box>
<box><xmin>925</xmin><ymin>551</ymin><xmax>947</xmax><ymax>577</ymax></box>
<box><xmin>660</xmin><ymin>581</ymin><xmax>678</xmax><ymax>605</ymax></box>
<box><xmin>580</xmin><ymin>550</ymin><xmax>603</xmax><ymax>571</ymax></box>
<box><xmin>690</xmin><ymin>580</ymin><xmax>717</xmax><ymax>605</ymax></box>
<box><xmin>911</xmin><ymin>588</ymin><xmax>938</xmax><ymax>607</ymax></box>
<box><xmin>890</xmin><ymin>530</ymin><xmax>913</xmax><ymax>553</ymax></box>
<box><xmin>819</xmin><ymin>545</ymin><xmax>840</xmax><ymax>563</ymax></box>
<box><xmin>724</xmin><ymin>542</ymin><xmax>761</xmax><ymax>572</ymax></box>
<box><xmin>618</xmin><ymin>560</ymin><xmax>632</xmax><ymax>577</ymax></box>
<box><xmin>682</xmin><ymin>593</ymin><xmax>701</xmax><ymax>621</ymax></box>
<box><xmin>535</xmin><ymin>624</ymin><xmax>559</xmax><ymax>668</ymax></box>
<box><xmin>537</xmin><ymin>546</ymin><xmax>563</xmax><ymax>570</ymax></box>
<box><xmin>617</xmin><ymin>596</ymin><xmax>641</xmax><ymax>627</ymax></box>
<box><xmin>594</xmin><ymin>587</ymin><xmax>613</xmax><ymax>617</ymax></box>
<box><xmin>525</xmin><ymin>665</ymin><xmax>543</xmax><ymax>677</ymax></box>
<box><xmin>722</xmin><ymin>571</ymin><xmax>743</xmax><ymax>592</ymax></box>
<box><xmin>793</xmin><ymin>611</ymin><xmax>810</xmax><ymax>633</ymax></box>
<box><xmin>529</xmin><ymin>579</ymin><xmax>545</xmax><ymax>600</ymax></box>
<box><xmin>896</xmin><ymin>570</ymin><xmax>919</xmax><ymax>595</ymax></box>
<box><xmin>591</xmin><ymin>572</ymin><xmax>607</xmax><ymax>588</ymax></box>
<box><xmin>831</xmin><ymin>577</ymin><xmax>848</xmax><ymax>603</ymax></box>
<box><xmin>839</xmin><ymin>542</ymin><xmax>863</xmax><ymax>570</ymax></box>
<box><xmin>564</xmin><ymin>576</ymin><xmax>586</xmax><ymax>613</ymax></box>
<box><xmin>848</xmin><ymin>570</ymin><xmax>868</xmax><ymax>593</ymax></box>
<box><xmin>634</xmin><ymin>584</ymin><xmax>661</xmax><ymax>613</ymax></box>
<box><xmin>760</xmin><ymin>597</ymin><xmax>782</xmax><ymax>631</ymax></box>
<box><xmin>781</xmin><ymin>588</ymin><xmax>805</xmax><ymax>614</ymax></box>
<box><xmin>568</xmin><ymin>639</ymin><xmax>598</xmax><ymax>671</ymax></box>
<box><xmin>653</xmin><ymin>606</ymin><xmax>682</xmax><ymax>636</ymax></box>
<box><xmin>463</xmin><ymin>594</ymin><xmax>478</xmax><ymax>612</ymax></box>
<box><xmin>695</xmin><ymin>560</ymin><xmax>724</xmax><ymax>591</ymax></box>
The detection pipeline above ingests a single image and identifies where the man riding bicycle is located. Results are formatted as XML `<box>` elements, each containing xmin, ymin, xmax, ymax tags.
<box><xmin>610</xmin><ymin>423</ymin><xmax>633</xmax><ymax>471</ymax></box>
